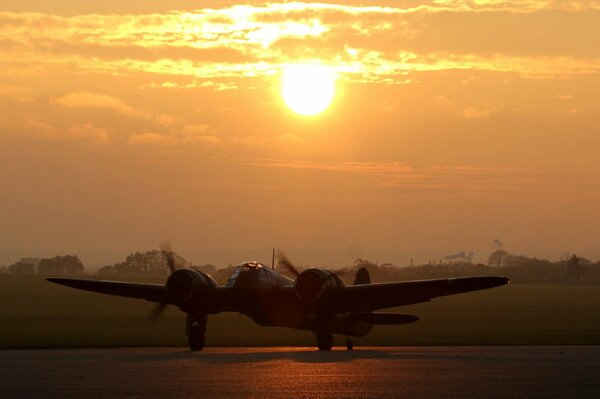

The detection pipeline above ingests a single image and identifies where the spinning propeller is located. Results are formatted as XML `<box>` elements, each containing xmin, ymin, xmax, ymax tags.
<box><xmin>277</xmin><ymin>250</ymin><xmax>346</xmax><ymax>302</ymax></box>
<box><xmin>147</xmin><ymin>241</ymin><xmax>178</xmax><ymax>322</ymax></box>
<box><xmin>275</xmin><ymin>249</ymin><xmax>300</xmax><ymax>278</ymax></box>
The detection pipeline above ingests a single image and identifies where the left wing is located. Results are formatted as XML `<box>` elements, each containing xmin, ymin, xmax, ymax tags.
<box><xmin>331</xmin><ymin>276</ymin><xmax>509</xmax><ymax>313</ymax></box>
<box><xmin>47</xmin><ymin>278</ymin><xmax>167</xmax><ymax>303</ymax></box>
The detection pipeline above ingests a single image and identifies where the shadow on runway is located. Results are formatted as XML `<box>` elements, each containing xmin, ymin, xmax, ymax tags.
<box><xmin>108</xmin><ymin>346</ymin><xmax>573</xmax><ymax>364</ymax></box>
<box><xmin>118</xmin><ymin>347</ymin><xmax>405</xmax><ymax>364</ymax></box>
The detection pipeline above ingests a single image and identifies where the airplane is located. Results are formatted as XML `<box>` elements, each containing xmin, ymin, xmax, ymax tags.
<box><xmin>47</xmin><ymin>250</ymin><xmax>509</xmax><ymax>351</ymax></box>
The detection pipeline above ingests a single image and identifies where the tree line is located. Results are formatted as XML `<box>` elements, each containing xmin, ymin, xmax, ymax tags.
<box><xmin>1</xmin><ymin>255</ymin><xmax>84</xmax><ymax>275</ymax></box>
<box><xmin>340</xmin><ymin>251</ymin><xmax>599</xmax><ymax>284</ymax></box>
<box><xmin>1</xmin><ymin>249</ymin><xmax>599</xmax><ymax>284</ymax></box>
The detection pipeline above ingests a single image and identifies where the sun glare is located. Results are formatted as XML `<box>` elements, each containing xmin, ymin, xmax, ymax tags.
<box><xmin>281</xmin><ymin>64</ymin><xmax>336</xmax><ymax>116</ymax></box>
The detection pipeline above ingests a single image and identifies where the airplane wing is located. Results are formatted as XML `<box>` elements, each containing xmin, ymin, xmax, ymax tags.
<box><xmin>47</xmin><ymin>278</ymin><xmax>167</xmax><ymax>303</ymax></box>
<box><xmin>331</xmin><ymin>276</ymin><xmax>509</xmax><ymax>313</ymax></box>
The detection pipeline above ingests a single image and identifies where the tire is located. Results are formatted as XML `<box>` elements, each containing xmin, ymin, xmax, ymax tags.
<box><xmin>188</xmin><ymin>325</ymin><xmax>205</xmax><ymax>351</ymax></box>
<box><xmin>346</xmin><ymin>339</ymin><xmax>354</xmax><ymax>351</ymax></box>
<box><xmin>316</xmin><ymin>333</ymin><xmax>333</xmax><ymax>351</ymax></box>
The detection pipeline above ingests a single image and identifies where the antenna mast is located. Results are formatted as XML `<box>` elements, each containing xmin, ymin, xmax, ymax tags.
<box><xmin>272</xmin><ymin>248</ymin><xmax>275</xmax><ymax>270</ymax></box>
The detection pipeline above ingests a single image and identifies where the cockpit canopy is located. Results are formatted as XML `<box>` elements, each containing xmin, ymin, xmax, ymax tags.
<box><xmin>226</xmin><ymin>261</ymin><xmax>293</xmax><ymax>289</ymax></box>
<box><xmin>241</xmin><ymin>261</ymin><xmax>262</xmax><ymax>268</ymax></box>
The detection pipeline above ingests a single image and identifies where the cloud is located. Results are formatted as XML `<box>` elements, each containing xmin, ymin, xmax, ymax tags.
<box><xmin>2</xmin><ymin>89</ymin><xmax>218</xmax><ymax>148</ymax></box>
<box><xmin>50</xmin><ymin>91</ymin><xmax>137</xmax><ymax>114</ymax></box>
<box><xmin>128</xmin><ymin>132</ymin><xmax>170</xmax><ymax>146</ymax></box>
<box><xmin>65</xmin><ymin>123</ymin><xmax>110</xmax><ymax>143</ymax></box>
<box><xmin>555</xmin><ymin>94</ymin><xmax>574</xmax><ymax>100</ymax></box>
<box><xmin>443</xmin><ymin>251</ymin><xmax>474</xmax><ymax>260</ymax></box>
<box><xmin>128</xmin><ymin>132</ymin><xmax>223</xmax><ymax>147</ymax></box>
<box><xmin>1</xmin><ymin>2</ymin><xmax>599</xmax><ymax>85</ymax></box>
<box><xmin>128</xmin><ymin>124</ymin><xmax>223</xmax><ymax>147</ymax></box>
<box><xmin>234</xmin><ymin>159</ymin><xmax>572</xmax><ymax>197</ymax></box>
<box><xmin>0</xmin><ymin>111</ymin><xmax>110</xmax><ymax>143</ymax></box>
<box><xmin>141</xmin><ymin>80</ymin><xmax>239</xmax><ymax>90</ymax></box>
<box><xmin>460</xmin><ymin>107</ymin><xmax>493</xmax><ymax>119</ymax></box>
<box><xmin>0</xmin><ymin>84</ymin><xmax>34</xmax><ymax>103</ymax></box>
<box><xmin>50</xmin><ymin>91</ymin><xmax>178</xmax><ymax>127</ymax></box>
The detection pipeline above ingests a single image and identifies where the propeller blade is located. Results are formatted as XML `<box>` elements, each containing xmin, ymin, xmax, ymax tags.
<box><xmin>275</xmin><ymin>250</ymin><xmax>300</xmax><ymax>278</ymax></box>
<box><xmin>147</xmin><ymin>302</ymin><xmax>168</xmax><ymax>322</ymax></box>
<box><xmin>160</xmin><ymin>240</ymin><xmax>176</xmax><ymax>273</ymax></box>
<box><xmin>148</xmin><ymin>241</ymin><xmax>177</xmax><ymax>321</ymax></box>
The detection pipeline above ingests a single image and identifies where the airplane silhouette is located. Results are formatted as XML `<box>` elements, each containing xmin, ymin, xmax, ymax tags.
<box><xmin>47</xmin><ymin>250</ymin><xmax>509</xmax><ymax>351</ymax></box>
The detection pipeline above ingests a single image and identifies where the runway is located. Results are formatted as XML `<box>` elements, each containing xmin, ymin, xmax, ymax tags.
<box><xmin>0</xmin><ymin>346</ymin><xmax>598</xmax><ymax>398</ymax></box>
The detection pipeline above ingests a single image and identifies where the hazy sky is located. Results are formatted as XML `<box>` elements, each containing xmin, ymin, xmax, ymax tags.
<box><xmin>1</xmin><ymin>1</ymin><xmax>599</xmax><ymax>267</ymax></box>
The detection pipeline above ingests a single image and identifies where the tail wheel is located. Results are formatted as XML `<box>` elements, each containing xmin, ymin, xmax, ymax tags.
<box><xmin>346</xmin><ymin>338</ymin><xmax>354</xmax><ymax>351</ymax></box>
<box><xmin>188</xmin><ymin>324</ymin><xmax>205</xmax><ymax>351</ymax></box>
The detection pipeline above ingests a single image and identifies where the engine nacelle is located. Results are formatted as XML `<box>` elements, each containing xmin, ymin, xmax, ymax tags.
<box><xmin>294</xmin><ymin>268</ymin><xmax>345</xmax><ymax>302</ymax></box>
<box><xmin>165</xmin><ymin>269</ymin><xmax>217</xmax><ymax>306</ymax></box>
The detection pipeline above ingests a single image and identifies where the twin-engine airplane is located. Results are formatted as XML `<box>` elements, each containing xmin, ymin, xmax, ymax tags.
<box><xmin>47</xmin><ymin>250</ymin><xmax>509</xmax><ymax>351</ymax></box>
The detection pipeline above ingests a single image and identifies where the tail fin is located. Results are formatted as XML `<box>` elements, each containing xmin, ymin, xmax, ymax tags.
<box><xmin>353</xmin><ymin>267</ymin><xmax>371</xmax><ymax>285</ymax></box>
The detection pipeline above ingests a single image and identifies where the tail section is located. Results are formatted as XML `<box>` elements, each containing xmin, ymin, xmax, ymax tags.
<box><xmin>353</xmin><ymin>267</ymin><xmax>371</xmax><ymax>285</ymax></box>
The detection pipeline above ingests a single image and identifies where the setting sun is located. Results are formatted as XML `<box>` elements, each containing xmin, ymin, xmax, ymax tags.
<box><xmin>281</xmin><ymin>64</ymin><xmax>336</xmax><ymax>116</ymax></box>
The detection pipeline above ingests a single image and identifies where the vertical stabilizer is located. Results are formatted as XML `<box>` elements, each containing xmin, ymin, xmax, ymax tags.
<box><xmin>353</xmin><ymin>267</ymin><xmax>371</xmax><ymax>285</ymax></box>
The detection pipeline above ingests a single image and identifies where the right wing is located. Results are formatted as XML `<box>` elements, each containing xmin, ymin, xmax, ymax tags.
<box><xmin>331</xmin><ymin>276</ymin><xmax>509</xmax><ymax>313</ymax></box>
<box><xmin>47</xmin><ymin>278</ymin><xmax>167</xmax><ymax>303</ymax></box>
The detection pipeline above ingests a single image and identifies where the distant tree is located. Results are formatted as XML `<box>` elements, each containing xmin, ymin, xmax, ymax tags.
<box><xmin>37</xmin><ymin>255</ymin><xmax>84</xmax><ymax>275</ymax></box>
<box><xmin>8</xmin><ymin>257</ymin><xmax>41</xmax><ymax>274</ymax></box>
<box><xmin>21</xmin><ymin>257</ymin><xmax>42</xmax><ymax>268</ymax></box>
<box><xmin>8</xmin><ymin>260</ymin><xmax>35</xmax><ymax>274</ymax></box>
<box><xmin>567</xmin><ymin>254</ymin><xmax>585</xmax><ymax>279</ymax></box>
<box><xmin>0</xmin><ymin>265</ymin><xmax>6</xmax><ymax>273</ymax></box>
<box><xmin>97</xmin><ymin>265</ymin><xmax>115</xmax><ymax>276</ymax></box>
<box><xmin>488</xmin><ymin>250</ymin><xmax>509</xmax><ymax>268</ymax></box>
<box><xmin>100</xmin><ymin>250</ymin><xmax>188</xmax><ymax>276</ymax></box>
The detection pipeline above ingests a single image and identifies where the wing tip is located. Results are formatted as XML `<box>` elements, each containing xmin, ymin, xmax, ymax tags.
<box><xmin>485</xmin><ymin>276</ymin><xmax>510</xmax><ymax>288</ymax></box>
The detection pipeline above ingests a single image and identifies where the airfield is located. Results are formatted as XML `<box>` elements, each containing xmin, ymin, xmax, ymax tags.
<box><xmin>1</xmin><ymin>275</ymin><xmax>599</xmax><ymax>397</ymax></box>
<box><xmin>1</xmin><ymin>346</ymin><xmax>598</xmax><ymax>398</ymax></box>
<box><xmin>1</xmin><ymin>276</ymin><xmax>599</xmax><ymax>397</ymax></box>
<box><xmin>1</xmin><ymin>275</ymin><xmax>599</xmax><ymax>347</ymax></box>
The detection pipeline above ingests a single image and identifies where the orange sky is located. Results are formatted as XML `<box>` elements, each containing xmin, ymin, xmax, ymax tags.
<box><xmin>1</xmin><ymin>1</ymin><xmax>599</xmax><ymax>268</ymax></box>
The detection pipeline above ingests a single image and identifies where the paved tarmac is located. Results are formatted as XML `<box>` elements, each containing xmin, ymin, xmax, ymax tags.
<box><xmin>0</xmin><ymin>346</ymin><xmax>598</xmax><ymax>398</ymax></box>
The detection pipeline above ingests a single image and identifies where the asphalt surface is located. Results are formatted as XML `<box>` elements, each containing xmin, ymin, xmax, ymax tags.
<box><xmin>0</xmin><ymin>346</ymin><xmax>598</xmax><ymax>398</ymax></box>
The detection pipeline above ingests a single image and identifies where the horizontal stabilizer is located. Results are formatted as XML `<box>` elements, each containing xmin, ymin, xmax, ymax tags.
<box><xmin>348</xmin><ymin>312</ymin><xmax>420</xmax><ymax>325</ymax></box>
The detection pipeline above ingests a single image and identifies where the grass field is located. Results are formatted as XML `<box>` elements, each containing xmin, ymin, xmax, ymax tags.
<box><xmin>0</xmin><ymin>274</ymin><xmax>598</xmax><ymax>348</ymax></box>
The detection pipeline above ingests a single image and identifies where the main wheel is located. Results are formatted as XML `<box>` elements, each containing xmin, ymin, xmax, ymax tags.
<box><xmin>188</xmin><ymin>324</ymin><xmax>206</xmax><ymax>351</ymax></box>
<box><xmin>316</xmin><ymin>333</ymin><xmax>333</xmax><ymax>351</ymax></box>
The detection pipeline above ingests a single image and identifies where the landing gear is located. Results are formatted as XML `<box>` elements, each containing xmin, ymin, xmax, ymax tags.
<box><xmin>316</xmin><ymin>332</ymin><xmax>334</xmax><ymax>351</ymax></box>
<box><xmin>315</xmin><ymin>316</ymin><xmax>334</xmax><ymax>351</ymax></box>
<box><xmin>187</xmin><ymin>313</ymin><xmax>207</xmax><ymax>351</ymax></box>
<box><xmin>188</xmin><ymin>325</ymin><xmax>206</xmax><ymax>351</ymax></box>
<box><xmin>346</xmin><ymin>338</ymin><xmax>354</xmax><ymax>351</ymax></box>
